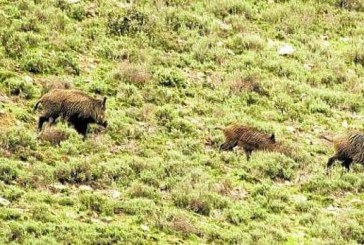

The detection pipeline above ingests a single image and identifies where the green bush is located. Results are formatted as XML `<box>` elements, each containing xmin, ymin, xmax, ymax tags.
<box><xmin>108</xmin><ymin>8</ymin><xmax>149</xmax><ymax>36</ymax></box>
<box><xmin>0</xmin><ymin>163</ymin><xmax>18</xmax><ymax>184</ymax></box>
<box><xmin>54</xmin><ymin>161</ymin><xmax>97</xmax><ymax>185</ymax></box>
<box><xmin>56</xmin><ymin>53</ymin><xmax>80</xmax><ymax>75</ymax></box>
<box><xmin>79</xmin><ymin>193</ymin><xmax>114</xmax><ymax>215</ymax></box>
<box><xmin>249</xmin><ymin>153</ymin><xmax>298</xmax><ymax>181</ymax></box>
<box><xmin>21</xmin><ymin>51</ymin><xmax>54</xmax><ymax>74</ymax></box>
<box><xmin>1</xmin><ymin>31</ymin><xmax>28</xmax><ymax>58</ymax></box>
<box><xmin>3</xmin><ymin>127</ymin><xmax>37</xmax><ymax>152</ymax></box>
<box><xmin>3</xmin><ymin>77</ymin><xmax>36</xmax><ymax>99</ymax></box>
<box><xmin>155</xmin><ymin>67</ymin><xmax>187</xmax><ymax>88</ymax></box>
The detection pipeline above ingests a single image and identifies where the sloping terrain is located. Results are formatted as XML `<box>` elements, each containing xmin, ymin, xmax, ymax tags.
<box><xmin>1</xmin><ymin>0</ymin><xmax>364</xmax><ymax>243</ymax></box>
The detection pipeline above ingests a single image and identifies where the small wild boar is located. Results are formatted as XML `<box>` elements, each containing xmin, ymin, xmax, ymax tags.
<box><xmin>34</xmin><ymin>89</ymin><xmax>108</xmax><ymax>137</ymax></box>
<box><xmin>218</xmin><ymin>123</ymin><xmax>283</xmax><ymax>161</ymax></box>
<box><xmin>322</xmin><ymin>131</ymin><xmax>364</xmax><ymax>171</ymax></box>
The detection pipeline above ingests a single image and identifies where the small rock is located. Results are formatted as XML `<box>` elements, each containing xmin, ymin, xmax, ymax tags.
<box><xmin>267</xmin><ymin>39</ymin><xmax>276</xmax><ymax>48</ymax></box>
<box><xmin>349</xmin><ymin>198</ymin><xmax>362</xmax><ymax>205</ymax></box>
<box><xmin>111</xmin><ymin>190</ymin><xmax>121</xmax><ymax>199</ymax></box>
<box><xmin>0</xmin><ymin>197</ymin><xmax>10</xmax><ymax>207</ymax></box>
<box><xmin>140</xmin><ymin>224</ymin><xmax>150</xmax><ymax>232</ymax></box>
<box><xmin>23</xmin><ymin>75</ymin><xmax>33</xmax><ymax>84</ymax></box>
<box><xmin>218</xmin><ymin>21</ymin><xmax>231</xmax><ymax>31</ymax></box>
<box><xmin>101</xmin><ymin>216</ymin><xmax>113</xmax><ymax>223</ymax></box>
<box><xmin>342</xmin><ymin>120</ymin><xmax>348</xmax><ymax>128</ymax></box>
<box><xmin>65</xmin><ymin>211</ymin><xmax>77</xmax><ymax>219</ymax></box>
<box><xmin>291</xmin><ymin>194</ymin><xmax>307</xmax><ymax>203</ymax></box>
<box><xmin>91</xmin><ymin>218</ymin><xmax>101</xmax><ymax>224</ymax></box>
<box><xmin>313</xmin><ymin>127</ymin><xmax>322</xmax><ymax>134</ymax></box>
<box><xmin>340</xmin><ymin>37</ymin><xmax>349</xmax><ymax>42</ymax></box>
<box><xmin>278</xmin><ymin>44</ymin><xmax>295</xmax><ymax>56</ymax></box>
<box><xmin>286</xmin><ymin>126</ymin><xmax>295</xmax><ymax>133</ymax></box>
<box><xmin>326</xmin><ymin>205</ymin><xmax>339</xmax><ymax>212</ymax></box>
<box><xmin>216</xmin><ymin>41</ymin><xmax>224</xmax><ymax>47</ymax></box>
<box><xmin>303</xmin><ymin>63</ymin><xmax>313</xmax><ymax>71</ymax></box>
<box><xmin>347</xmin><ymin>69</ymin><xmax>356</xmax><ymax>76</ymax></box>
<box><xmin>49</xmin><ymin>183</ymin><xmax>67</xmax><ymax>192</ymax></box>
<box><xmin>322</xmin><ymin>41</ymin><xmax>330</xmax><ymax>47</ymax></box>
<box><xmin>227</xmin><ymin>49</ymin><xmax>235</xmax><ymax>55</ymax></box>
<box><xmin>79</xmin><ymin>185</ymin><xmax>93</xmax><ymax>191</ymax></box>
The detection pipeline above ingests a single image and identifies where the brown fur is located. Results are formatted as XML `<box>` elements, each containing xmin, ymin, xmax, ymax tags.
<box><xmin>218</xmin><ymin>123</ymin><xmax>280</xmax><ymax>161</ymax></box>
<box><xmin>34</xmin><ymin>89</ymin><xmax>107</xmax><ymax>137</ymax></box>
<box><xmin>39</xmin><ymin>127</ymin><xmax>69</xmax><ymax>146</ymax></box>
<box><xmin>324</xmin><ymin>131</ymin><xmax>364</xmax><ymax>171</ymax></box>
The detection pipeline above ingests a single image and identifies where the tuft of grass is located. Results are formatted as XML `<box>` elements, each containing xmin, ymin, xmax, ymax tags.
<box><xmin>227</xmin><ymin>72</ymin><xmax>267</xmax><ymax>96</ymax></box>
<box><xmin>114</xmin><ymin>61</ymin><xmax>151</xmax><ymax>87</ymax></box>
<box><xmin>107</xmin><ymin>7</ymin><xmax>150</xmax><ymax>36</ymax></box>
<box><xmin>38</xmin><ymin>127</ymin><xmax>69</xmax><ymax>146</ymax></box>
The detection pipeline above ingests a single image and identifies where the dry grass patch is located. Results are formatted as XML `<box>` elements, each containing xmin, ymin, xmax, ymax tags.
<box><xmin>114</xmin><ymin>61</ymin><xmax>151</xmax><ymax>87</ymax></box>
<box><xmin>165</xmin><ymin>213</ymin><xmax>199</xmax><ymax>236</ymax></box>
<box><xmin>227</xmin><ymin>73</ymin><xmax>266</xmax><ymax>96</ymax></box>
<box><xmin>38</xmin><ymin>127</ymin><xmax>69</xmax><ymax>146</ymax></box>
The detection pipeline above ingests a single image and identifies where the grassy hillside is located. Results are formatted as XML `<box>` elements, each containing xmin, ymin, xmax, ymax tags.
<box><xmin>1</xmin><ymin>0</ymin><xmax>364</xmax><ymax>243</ymax></box>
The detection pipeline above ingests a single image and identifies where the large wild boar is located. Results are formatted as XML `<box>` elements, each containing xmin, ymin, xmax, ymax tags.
<box><xmin>34</xmin><ymin>89</ymin><xmax>108</xmax><ymax>137</ymax></box>
<box><xmin>322</xmin><ymin>131</ymin><xmax>364</xmax><ymax>171</ymax></box>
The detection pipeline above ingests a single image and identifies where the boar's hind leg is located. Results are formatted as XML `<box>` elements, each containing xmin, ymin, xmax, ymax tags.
<box><xmin>48</xmin><ymin>117</ymin><xmax>57</xmax><ymax>126</ymax></box>
<box><xmin>243</xmin><ymin>147</ymin><xmax>253</xmax><ymax>161</ymax></box>
<box><xmin>37</xmin><ymin>116</ymin><xmax>49</xmax><ymax>132</ymax></box>
<box><xmin>326</xmin><ymin>154</ymin><xmax>338</xmax><ymax>173</ymax></box>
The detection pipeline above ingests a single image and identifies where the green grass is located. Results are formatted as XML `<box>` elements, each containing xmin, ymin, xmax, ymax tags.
<box><xmin>1</xmin><ymin>0</ymin><xmax>364</xmax><ymax>243</ymax></box>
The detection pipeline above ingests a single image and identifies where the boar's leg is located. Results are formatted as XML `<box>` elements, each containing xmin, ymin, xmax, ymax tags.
<box><xmin>326</xmin><ymin>154</ymin><xmax>338</xmax><ymax>174</ymax></box>
<box><xmin>243</xmin><ymin>147</ymin><xmax>253</xmax><ymax>161</ymax></box>
<box><xmin>37</xmin><ymin>116</ymin><xmax>49</xmax><ymax>132</ymax></box>
<box><xmin>341</xmin><ymin>158</ymin><xmax>353</xmax><ymax>171</ymax></box>
<box><xmin>73</xmin><ymin>121</ymin><xmax>88</xmax><ymax>138</ymax></box>
<box><xmin>48</xmin><ymin>117</ymin><xmax>57</xmax><ymax>126</ymax></box>
<box><xmin>67</xmin><ymin>115</ymin><xmax>87</xmax><ymax>138</ymax></box>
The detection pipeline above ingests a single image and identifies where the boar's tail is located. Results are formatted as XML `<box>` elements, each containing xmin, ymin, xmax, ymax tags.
<box><xmin>33</xmin><ymin>101</ymin><xmax>41</xmax><ymax>112</ymax></box>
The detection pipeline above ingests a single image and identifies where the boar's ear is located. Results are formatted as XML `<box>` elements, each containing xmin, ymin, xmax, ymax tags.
<box><xmin>270</xmin><ymin>133</ymin><xmax>275</xmax><ymax>142</ymax></box>
<box><xmin>102</xmin><ymin>97</ymin><xmax>107</xmax><ymax>109</ymax></box>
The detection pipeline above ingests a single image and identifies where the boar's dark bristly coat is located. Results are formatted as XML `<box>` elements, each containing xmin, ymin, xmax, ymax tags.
<box><xmin>323</xmin><ymin>131</ymin><xmax>364</xmax><ymax>171</ymax></box>
<box><xmin>218</xmin><ymin>123</ymin><xmax>288</xmax><ymax>161</ymax></box>
<box><xmin>34</xmin><ymin>89</ymin><xmax>108</xmax><ymax>137</ymax></box>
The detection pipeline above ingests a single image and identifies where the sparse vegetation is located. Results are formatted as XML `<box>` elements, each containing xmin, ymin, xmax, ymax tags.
<box><xmin>1</xmin><ymin>0</ymin><xmax>364</xmax><ymax>243</ymax></box>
